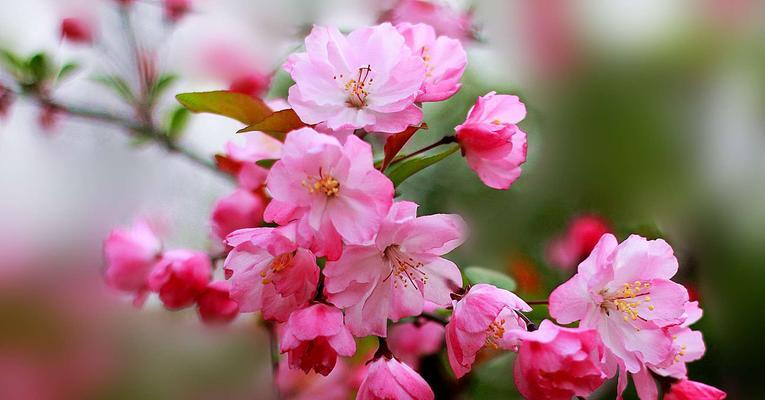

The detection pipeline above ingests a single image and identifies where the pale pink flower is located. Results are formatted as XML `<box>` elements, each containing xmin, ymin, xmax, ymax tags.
<box><xmin>357</xmin><ymin>355</ymin><xmax>434</xmax><ymax>400</ymax></box>
<box><xmin>264</xmin><ymin>128</ymin><xmax>394</xmax><ymax>260</ymax></box>
<box><xmin>223</xmin><ymin>225</ymin><xmax>319</xmax><ymax>321</ymax></box>
<box><xmin>285</xmin><ymin>23</ymin><xmax>426</xmax><ymax>134</ymax></box>
<box><xmin>103</xmin><ymin>219</ymin><xmax>162</xmax><ymax>305</ymax></box>
<box><xmin>650</xmin><ymin>301</ymin><xmax>706</xmax><ymax>379</ymax></box>
<box><xmin>455</xmin><ymin>92</ymin><xmax>528</xmax><ymax>190</ymax></box>
<box><xmin>223</xmin><ymin>132</ymin><xmax>282</xmax><ymax>190</ymax></box>
<box><xmin>396</xmin><ymin>23</ymin><xmax>466</xmax><ymax>102</ymax></box>
<box><xmin>196</xmin><ymin>281</ymin><xmax>239</xmax><ymax>325</ymax></box>
<box><xmin>381</xmin><ymin>0</ymin><xmax>475</xmax><ymax>42</ymax></box>
<box><xmin>445</xmin><ymin>283</ymin><xmax>531</xmax><ymax>378</ymax></box>
<box><xmin>280</xmin><ymin>304</ymin><xmax>356</xmax><ymax>376</ymax></box>
<box><xmin>323</xmin><ymin>201</ymin><xmax>465</xmax><ymax>337</ymax></box>
<box><xmin>148</xmin><ymin>249</ymin><xmax>211</xmax><ymax>310</ymax></box>
<box><xmin>547</xmin><ymin>214</ymin><xmax>611</xmax><ymax>270</ymax></box>
<box><xmin>664</xmin><ymin>379</ymin><xmax>727</xmax><ymax>400</ymax></box>
<box><xmin>513</xmin><ymin>320</ymin><xmax>608</xmax><ymax>400</ymax></box>
<box><xmin>210</xmin><ymin>189</ymin><xmax>266</xmax><ymax>243</ymax></box>
<box><xmin>388</xmin><ymin>319</ymin><xmax>444</xmax><ymax>368</ymax></box>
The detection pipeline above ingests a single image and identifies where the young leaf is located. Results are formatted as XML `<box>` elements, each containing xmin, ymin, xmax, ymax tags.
<box><xmin>92</xmin><ymin>74</ymin><xmax>135</xmax><ymax>102</ymax></box>
<box><xmin>0</xmin><ymin>48</ymin><xmax>27</xmax><ymax>78</ymax></box>
<box><xmin>176</xmin><ymin>91</ymin><xmax>272</xmax><ymax>125</ymax></box>
<box><xmin>237</xmin><ymin>108</ymin><xmax>305</xmax><ymax>141</ymax></box>
<box><xmin>57</xmin><ymin>62</ymin><xmax>79</xmax><ymax>81</ymax></box>
<box><xmin>27</xmin><ymin>53</ymin><xmax>52</xmax><ymax>83</ymax></box>
<box><xmin>385</xmin><ymin>143</ymin><xmax>459</xmax><ymax>187</ymax></box>
<box><xmin>464</xmin><ymin>266</ymin><xmax>517</xmax><ymax>292</ymax></box>
<box><xmin>380</xmin><ymin>123</ymin><xmax>427</xmax><ymax>171</ymax></box>
<box><xmin>166</xmin><ymin>106</ymin><xmax>190</xmax><ymax>142</ymax></box>
<box><xmin>150</xmin><ymin>73</ymin><xmax>178</xmax><ymax>102</ymax></box>
<box><xmin>255</xmin><ymin>159</ymin><xmax>278</xmax><ymax>168</ymax></box>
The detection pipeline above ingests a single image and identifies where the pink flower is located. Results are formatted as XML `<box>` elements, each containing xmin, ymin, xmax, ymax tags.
<box><xmin>445</xmin><ymin>283</ymin><xmax>531</xmax><ymax>378</ymax></box>
<box><xmin>388</xmin><ymin>319</ymin><xmax>444</xmax><ymax>368</ymax></box>
<box><xmin>229</xmin><ymin>72</ymin><xmax>271</xmax><ymax>98</ymax></box>
<box><xmin>60</xmin><ymin>17</ymin><xmax>94</xmax><ymax>44</ymax></box>
<box><xmin>285</xmin><ymin>23</ymin><xmax>426</xmax><ymax>134</ymax></box>
<box><xmin>357</xmin><ymin>355</ymin><xmax>434</xmax><ymax>400</ymax></box>
<box><xmin>103</xmin><ymin>219</ymin><xmax>162</xmax><ymax>305</ymax></box>
<box><xmin>513</xmin><ymin>320</ymin><xmax>608</xmax><ymax>400</ymax></box>
<box><xmin>650</xmin><ymin>301</ymin><xmax>706</xmax><ymax>378</ymax></box>
<box><xmin>148</xmin><ymin>249</ymin><xmax>211</xmax><ymax>310</ymax></box>
<box><xmin>664</xmin><ymin>379</ymin><xmax>727</xmax><ymax>400</ymax></box>
<box><xmin>223</xmin><ymin>226</ymin><xmax>319</xmax><ymax>322</ymax></box>
<box><xmin>264</xmin><ymin>128</ymin><xmax>394</xmax><ymax>260</ymax></box>
<box><xmin>396</xmin><ymin>23</ymin><xmax>467</xmax><ymax>102</ymax></box>
<box><xmin>323</xmin><ymin>201</ymin><xmax>465</xmax><ymax>337</ymax></box>
<box><xmin>223</xmin><ymin>132</ymin><xmax>282</xmax><ymax>190</ymax></box>
<box><xmin>276</xmin><ymin>357</ymin><xmax>358</xmax><ymax>400</ymax></box>
<box><xmin>455</xmin><ymin>92</ymin><xmax>528</xmax><ymax>190</ymax></box>
<box><xmin>196</xmin><ymin>281</ymin><xmax>240</xmax><ymax>325</ymax></box>
<box><xmin>210</xmin><ymin>189</ymin><xmax>266</xmax><ymax>243</ymax></box>
<box><xmin>548</xmin><ymin>234</ymin><xmax>690</xmax><ymax>397</ymax></box>
<box><xmin>547</xmin><ymin>214</ymin><xmax>611</xmax><ymax>270</ymax></box>
<box><xmin>381</xmin><ymin>0</ymin><xmax>475</xmax><ymax>42</ymax></box>
<box><xmin>163</xmin><ymin>0</ymin><xmax>191</xmax><ymax>22</ymax></box>
<box><xmin>280</xmin><ymin>304</ymin><xmax>356</xmax><ymax>376</ymax></box>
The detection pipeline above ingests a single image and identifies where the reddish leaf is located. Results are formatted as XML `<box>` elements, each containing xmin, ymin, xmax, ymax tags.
<box><xmin>381</xmin><ymin>123</ymin><xmax>427</xmax><ymax>171</ymax></box>
<box><xmin>237</xmin><ymin>109</ymin><xmax>306</xmax><ymax>141</ymax></box>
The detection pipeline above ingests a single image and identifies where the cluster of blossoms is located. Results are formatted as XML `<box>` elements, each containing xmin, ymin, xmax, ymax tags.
<box><xmin>99</xmin><ymin>2</ymin><xmax>725</xmax><ymax>398</ymax></box>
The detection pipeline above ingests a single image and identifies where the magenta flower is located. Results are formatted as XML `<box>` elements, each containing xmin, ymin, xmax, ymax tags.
<box><xmin>357</xmin><ymin>355</ymin><xmax>434</xmax><ymax>400</ymax></box>
<box><xmin>148</xmin><ymin>249</ymin><xmax>212</xmax><ymax>310</ymax></box>
<box><xmin>210</xmin><ymin>189</ymin><xmax>266</xmax><ymax>243</ymax></box>
<box><xmin>455</xmin><ymin>92</ymin><xmax>528</xmax><ymax>189</ymax></box>
<box><xmin>513</xmin><ymin>320</ymin><xmax>608</xmax><ymax>400</ymax></box>
<box><xmin>103</xmin><ymin>219</ymin><xmax>162</xmax><ymax>305</ymax></box>
<box><xmin>396</xmin><ymin>23</ymin><xmax>467</xmax><ymax>102</ymax></box>
<box><xmin>285</xmin><ymin>23</ymin><xmax>426</xmax><ymax>134</ymax></box>
<box><xmin>223</xmin><ymin>226</ymin><xmax>319</xmax><ymax>322</ymax></box>
<box><xmin>196</xmin><ymin>281</ymin><xmax>240</xmax><ymax>325</ymax></box>
<box><xmin>445</xmin><ymin>283</ymin><xmax>531</xmax><ymax>378</ymax></box>
<box><xmin>664</xmin><ymin>379</ymin><xmax>727</xmax><ymax>400</ymax></box>
<box><xmin>264</xmin><ymin>128</ymin><xmax>394</xmax><ymax>260</ymax></box>
<box><xmin>323</xmin><ymin>201</ymin><xmax>465</xmax><ymax>337</ymax></box>
<box><xmin>546</xmin><ymin>214</ymin><xmax>611</xmax><ymax>270</ymax></box>
<box><xmin>388</xmin><ymin>319</ymin><xmax>445</xmax><ymax>368</ymax></box>
<box><xmin>280</xmin><ymin>304</ymin><xmax>356</xmax><ymax>376</ymax></box>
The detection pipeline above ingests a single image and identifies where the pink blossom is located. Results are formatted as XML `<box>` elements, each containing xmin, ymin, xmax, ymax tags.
<box><xmin>223</xmin><ymin>132</ymin><xmax>282</xmax><ymax>190</ymax></box>
<box><xmin>264</xmin><ymin>128</ymin><xmax>393</xmax><ymax>260</ymax></box>
<box><xmin>163</xmin><ymin>0</ymin><xmax>191</xmax><ymax>22</ymax></box>
<box><xmin>223</xmin><ymin>226</ymin><xmax>319</xmax><ymax>321</ymax></box>
<box><xmin>388</xmin><ymin>319</ymin><xmax>444</xmax><ymax>368</ymax></box>
<box><xmin>445</xmin><ymin>283</ymin><xmax>531</xmax><ymax>378</ymax></box>
<box><xmin>196</xmin><ymin>280</ymin><xmax>239</xmax><ymax>325</ymax></box>
<box><xmin>60</xmin><ymin>17</ymin><xmax>94</xmax><ymax>44</ymax></box>
<box><xmin>650</xmin><ymin>301</ymin><xmax>706</xmax><ymax>379</ymax></box>
<box><xmin>285</xmin><ymin>23</ymin><xmax>426</xmax><ymax>134</ymax></box>
<box><xmin>455</xmin><ymin>92</ymin><xmax>528</xmax><ymax>189</ymax></box>
<box><xmin>381</xmin><ymin>0</ymin><xmax>475</xmax><ymax>42</ymax></box>
<box><xmin>547</xmin><ymin>214</ymin><xmax>611</xmax><ymax>270</ymax></box>
<box><xmin>513</xmin><ymin>320</ymin><xmax>608</xmax><ymax>400</ymax></box>
<box><xmin>148</xmin><ymin>249</ymin><xmax>211</xmax><ymax>310</ymax></box>
<box><xmin>280</xmin><ymin>304</ymin><xmax>356</xmax><ymax>376</ymax></box>
<box><xmin>229</xmin><ymin>72</ymin><xmax>271</xmax><ymax>98</ymax></box>
<box><xmin>103</xmin><ymin>219</ymin><xmax>162</xmax><ymax>305</ymax></box>
<box><xmin>357</xmin><ymin>355</ymin><xmax>434</xmax><ymax>400</ymax></box>
<box><xmin>275</xmin><ymin>357</ymin><xmax>358</xmax><ymax>400</ymax></box>
<box><xmin>664</xmin><ymin>379</ymin><xmax>727</xmax><ymax>400</ymax></box>
<box><xmin>396</xmin><ymin>23</ymin><xmax>467</xmax><ymax>102</ymax></box>
<box><xmin>323</xmin><ymin>201</ymin><xmax>465</xmax><ymax>336</ymax></box>
<box><xmin>210</xmin><ymin>189</ymin><xmax>266</xmax><ymax>243</ymax></box>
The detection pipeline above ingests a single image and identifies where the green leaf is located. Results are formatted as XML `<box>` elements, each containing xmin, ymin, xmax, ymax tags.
<box><xmin>92</xmin><ymin>74</ymin><xmax>135</xmax><ymax>102</ymax></box>
<box><xmin>237</xmin><ymin>109</ymin><xmax>305</xmax><ymax>140</ymax></box>
<box><xmin>149</xmin><ymin>73</ymin><xmax>177</xmax><ymax>102</ymax></box>
<box><xmin>464</xmin><ymin>266</ymin><xmax>517</xmax><ymax>292</ymax></box>
<box><xmin>0</xmin><ymin>48</ymin><xmax>26</xmax><ymax>77</ymax></box>
<box><xmin>166</xmin><ymin>106</ymin><xmax>190</xmax><ymax>142</ymax></box>
<box><xmin>57</xmin><ymin>62</ymin><xmax>79</xmax><ymax>81</ymax></box>
<box><xmin>255</xmin><ymin>158</ymin><xmax>278</xmax><ymax>168</ymax></box>
<box><xmin>385</xmin><ymin>143</ymin><xmax>459</xmax><ymax>187</ymax></box>
<box><xmin>176</xmin><ymin>91</ymin><xmax>272</xmax><ymax>125</ymax></box>
<box><xmin>27</xmin><ymin>53</ymin><xmax>52</xmax><ymax>83</ymax></box>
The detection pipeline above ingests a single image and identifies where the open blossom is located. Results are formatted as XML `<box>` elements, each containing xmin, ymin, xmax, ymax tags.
<box><xmin>396</xmin><ymin>23</ymin><xmax>467</xmax><ymax>102</ymax></box>
<box><xmin>210</xmin><ymin>189</ymin><xmax>266</xmax><ymax>243</ymax></box>
<box><xmin>223</xmin><ymin>226</ymin><xmax>319</xmax><ymax>321</ymax></box>
<box><xmin>381</xmin><ymin>0</ymin><xmax>474</xmax><ymax>42</ymax></box>
<box><xmin>196</xmin><ymin>281</ymin><xmax>239</xmax><ymax>325</ymax></box>
<box><xmin>650</xmin><ymin>301</ymin><xmax>706</xmax><ymax>379</ymax></box>
<box><xmin>445</xmin><ymin>283</ymin><xmax>531</xmax><ymax>378</ymax></box>
<box><xmin>388</xmin><ymin>319</ymin><xmax>444</xmax><ymax>368</ymax></box>
<box><xmin>103</xmin><ymin>219</ymin><xmax>162</xmax><ymax>305</ymax></box>
<box><xmin>513</xmin><ymin>320</ymin><xmax>608</xmax><ymax>400</ymax></box>
<box><xmin>357</xmin><ymin>355</ymin><xmax>434</xmax><ymax>400</ymax></box>
<box><xmin>264</xmin><ymin>128</ymin><xmax>393</xmax><ymax>260</ymax></box>
<box><xmin>223</xmin><ymin>132</ymin><xmax>282</xmax><ymax>190</ymax></box>
<box><xmin>455</xmin><ymin>92</ymin><xmax>528</xmax><ymax>190</ymax></box>
<box><xmin>664</xmin><ymin>379</ymin><xmax>727</xmax><ymax>400</ymax></box>
<box><xmin>547</xmin><ymin>214</ymin><xmax>611</xmax><ymax>270</ymax></box>
<box><xmin>323</xmin><ymin>201</ymin><xmax>465</xmax><ymax>337</ymax></box>
<box><xmin>285</xmin><ymin>23</ymin><xmax>425</xmax><ymax>134</ymax></box>
<box><xmin>148</xmin><ymin>250</ymin><xmax>211</xmax><ymax>309</ymax></box>
<box><xmin>280</xmin><ymin>304</ymin><xmax>356</xmax><ymax>376</ymax></box>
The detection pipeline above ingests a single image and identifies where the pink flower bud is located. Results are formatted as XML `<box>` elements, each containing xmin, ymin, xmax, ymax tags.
<box><xmin>148</xmin><ymin>249</ymin><xmax>211</xmax><ymax>309</ymax></box>
<box><xmin>357</xmin><ymin>355</ymin><xmax>434</xmax><ymax>400</ymax></box>
<box><xmin>60</xmin><ymin>17</ymin><xmax>94</xmax><ymax>44</ymax></box>
<box><xmin>163</xmin><ymin>0</ymin><xmax>191</xmax><ymax>22</ymax></box>
<box><xmin>546</xmin><ymin>214</ymin><xmax>611</xmax><ymax>270</ymax></box>
<box><xmin>665</xmin><ymin>379</ymin><xmax>727</xmax><ymax>400</ymax></box>
<box><xmin>103</xmin><ymin>219</ymin><xmax>162</xmax><ymax>305</ymax></box>
<box><xmin>196</xmin><ymin>280</ymin><xmax>239</xmax><ymax>325</ymax></box>
<box><xmin>210</xmin><ymin>189</ymin><xmax>266</xmax><ymax>243</ymax></box>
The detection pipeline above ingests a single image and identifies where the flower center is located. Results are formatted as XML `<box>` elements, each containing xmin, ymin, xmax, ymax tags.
<box><xmin>260</xmin><ymin>252</ymin><xmax>294</xmax><ymax>284</ymax></box>
<box><xmin>671</xmin><ymin>335</ymin><xmax>688</xmax><ymax>363</ymax></box>
<box><xmin>484</xmin><ymin>318</ymin><xmax>506</xmax><ymax>349</ymax></box>
<box><xmin>336</xmin><ymin>65</ymin><xmax>373</xmax><ymax>108</ymax></box>
<box><xmin>302</xmin><ymin>169</ymin><xmax>340</xmax><ymax>197</ymax></box>
<box><xmin>601</xmin><ymin>281</ymin><xmax>654</xmax><ymax>322</ymax></box>
<box><xmin>383</xmin><ymin>245</ymin><xmax>428</xmax><ymax>289</ymax></box>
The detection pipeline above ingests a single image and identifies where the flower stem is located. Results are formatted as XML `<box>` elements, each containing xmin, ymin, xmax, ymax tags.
<box><xmin>526</xmin><ymin>300</ymin><xmax>549</xmax><ymax>305</ymax></box>
<box><xmin>390</xmin><ymin>135</ymin><xmax>457</xmax><ymax>166</ymax></box>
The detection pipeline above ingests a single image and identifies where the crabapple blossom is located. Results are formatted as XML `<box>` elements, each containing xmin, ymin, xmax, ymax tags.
<box><xmin>664</xmin><ymin>379</ymin><xmax>727</xmax><ymax>400</ymax></box>
<box><xmin>223</xmin><ymin>225</ymin><xmax>319</xmax><ymax>322</ymax></box>
<box><xmin>280</xmin><ymin>304</ymin><xmax>356</xmax><ymax>376</ymax></box>
<box><xmin>547</xmin><ymin>214</ymin><xmax>611</xmax><ymax>270</ymax></box>
<box><xmin>388</xmin><ymin>319</ymin><xmax>445</xmax><ymax>368</ymax></box>
<box><xmin>323</xmin><ymin>201</ymin><xmax>465</xmax><ymax>337</ymax></box>
<box><xmin>210</xmin><ymin>189</ymin><xmax>266</xmax><ymax>243</ymax></box>
<box><xmin>60</xmin><ymin>17</ymin><xmax>94</xmax><ymax>44</ymax></box>
<box><xmin>264</xmin><ymin>128</ymin><xmax>393</xmax><ymax>260</ymax></box>
<box><xmin>223</xmin><ymin>132</ymin><xmax>282</xmax><ymax>190</ymax></box>
<box><xmin>103</xmin><ymin>219</ymin><xmax>162</xmax><ymax>305</ymax></box>
<box><xmin>396</xmin><ymin>23</ymin><xmax>467</xmax><ymax>102</ymax></box>
<box><xmin>445</xmin><ymin>283</ymin><xmax>531</xmax><ymax>378</ymax></box>
<box><xmin>196</xmin><ymin>281</ymin><xmax>239</xmax><ymax>325</ymax></box>
<box><xmin>357</xmin><ymin>354</ymin><xmax>434</xmax><ymax>400</ymax></box>
<box><xmin>381</xmin><ymin>0</ymin><xmax>474</xmax><ymax>42</ymax></box>
<box><xmin>513</xmin><ymin>320</ymin><xmax>608</xmax><ymax>400</ymax></box>
<box><xmin>650</xmin><ymin>301</ymin><xmax>706</xmax><ymax>379</ymax></box>
<box><xmin>285</xmin><ymin>23</ymin><xmax>426</xmax><ymax>134</ymax></box>
<box><xmin>148</xmin><ymin>249</ymin><xmax>211</xmax><ymax>309</ymax></box>
<box><xmin>455</xmin><ymin>92</ymin><xmax>528</xmax><ymax>189</ymax></box>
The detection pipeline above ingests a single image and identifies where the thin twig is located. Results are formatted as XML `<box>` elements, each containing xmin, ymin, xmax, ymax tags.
<box><xmin>390</xmin><ymin>135</ymin><xmax>457</xmax><ymax>166</ymax></box>
<box><xmin>264</xmin><ymin>320</ymin><xmax>282</xmax><ymax>400</ymax></box>
<box><xmin>525</xmin><ymin>300</ymin><xmax>549</xmax><ymax>305</ymax></box>
<box><xmin>420</xmin><ymin>312</ymin><xmax>449</xmax><ymax>325</ymax></box>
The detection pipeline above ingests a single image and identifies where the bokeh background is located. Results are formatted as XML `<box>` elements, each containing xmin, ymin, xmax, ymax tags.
<box><xmin>1</xmin><ymin>0</ymin><xmax>763</xmax><ymax>398</ymax></box>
